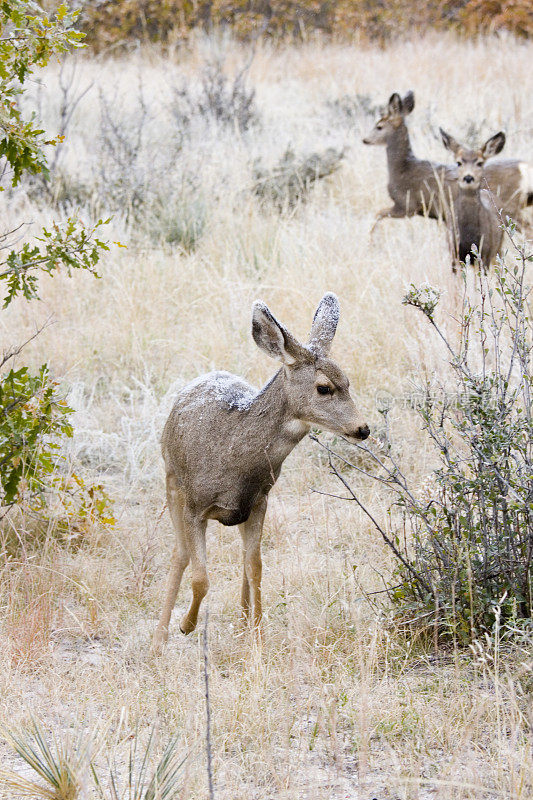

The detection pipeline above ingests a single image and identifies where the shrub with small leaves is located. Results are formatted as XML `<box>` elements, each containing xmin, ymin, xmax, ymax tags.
<box><xmin>1</xmin><ymin>217</ymin><xmax>109</xmax><ymax>307</ymax></box>
<box><xmin>0</xmin><ymin>1</ymin><xmax>84</xmax><ymax>185</ymax></box>
<box><xmin>0</xmin><ymin>364</ymin><xmax>73</xmax><ymax>508</ymax></box>
<box><xmin>402</xmin><ymin>283</ymin><xmax>441</xmax><ymax>319</ymax></box>
<box><xmin>322</xmin><ymin>226</ymin><xmax>532</xmax><ymax>642</ymax></box>
<box><xmin>1</xmin><ymin>1</ymin><xmax>112</xmax><ymax>533</ymax></box>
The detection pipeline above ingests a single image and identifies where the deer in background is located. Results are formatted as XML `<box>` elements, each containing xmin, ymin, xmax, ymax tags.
<box><xmin>363</xmin><ymin>91</ymin><xmax>450</xmax><ymax>229</ymax></box>
<box><xmin>152</xmin><ymin>293</ymin><xmax>369</xmax><ymax>653</ymax></box>
<box><xmin>440</xmin><ymin>129</ymin><xmax>506</xmax><ymax>270</ymax></box>
<box><xmin>363</xmin><ymin>91</ymin><xmax>533</xmax><ymax>231</ymax></box>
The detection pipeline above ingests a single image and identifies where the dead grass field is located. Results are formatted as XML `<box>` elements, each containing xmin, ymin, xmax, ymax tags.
<box><xmin>0</xmin><ymin>31</ymin><xmax>532</xmax><ymax>800</ymax></box>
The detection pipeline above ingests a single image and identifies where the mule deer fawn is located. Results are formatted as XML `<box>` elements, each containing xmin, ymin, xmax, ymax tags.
<box><xmin>363</xmin><ymin>91</ymin><xmax>450</xmax><ymax>228</ymax></box>
<box><xmin>152</xmin><ymin>294</ymin><xmax>369</xmax><ymax>653</ymax></box>
<box><xmin>364</xmin><ymin>91</ymin><xmax>533</xmax><ymax>230</ymax></box>
<box><xmin>440</xmin><ymin>129</ymin><xmax>505</xmax><ymax>269</ymax></box>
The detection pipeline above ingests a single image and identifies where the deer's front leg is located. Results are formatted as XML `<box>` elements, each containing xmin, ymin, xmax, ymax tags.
<box><xmin>239</xmin><ymin>495</ymin><xmax>267</xmax><ymax>630</ymax></box>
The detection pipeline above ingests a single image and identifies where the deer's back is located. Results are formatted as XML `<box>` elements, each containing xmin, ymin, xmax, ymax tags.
<box><xmin>390</xmin><ymin>159</ymin><xmax>453</xmax><ymax>216</ymax></box>
<box><xmin>162</xmin><ymin>371</ymin><xmax>256</xmax><ymax>468</ymax></box>
<box><xmin>161</xmin><ymin>372</ymin><xmax>271</xmax><ymax>518</ymax></box>
<box><xmin>484</xmin><ymin>159</ymin><xmax>530</xmax><ymax>216</ymax></box>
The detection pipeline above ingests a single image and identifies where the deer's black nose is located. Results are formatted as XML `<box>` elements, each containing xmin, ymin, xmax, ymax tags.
<box><xmin>355</xmin><ymin>424</ymin><xmax>370</xmax><ymax>440</ymax></box>
<box><xmin>463</xmin><ymin>174</ymin><xmax>474</xmax><ymax>184</ymax></box>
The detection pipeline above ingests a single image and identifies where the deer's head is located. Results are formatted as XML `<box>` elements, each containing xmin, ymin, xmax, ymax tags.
<box><xmin>363</xmin><ymin>91</ymin><xmax>415</xmax><ymax>145</ymax></box>
<box><xmin>440</xmin><ymin>128</ymin><xmax>506</xmax><ymax>191</ymax></box>
<box><xmin>252</xmin><ymin>294</ymin><xmax>369</xmax><ymax>441</ymax></box>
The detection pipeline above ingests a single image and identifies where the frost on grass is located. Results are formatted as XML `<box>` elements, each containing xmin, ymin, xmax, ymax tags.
<box><xmin>64</xmin><ymin>372</ymin><xmax>260</xmax><ymax>487</ymax></box>
<box><xmin>253</xmin><ymin>146</ymin><xmax>345</xmax><ymax>210</ymax></box>
<box><xmin>66</xmin><ymin>377</ymin><xmax>184</xmax><ymax>485</ymax></box>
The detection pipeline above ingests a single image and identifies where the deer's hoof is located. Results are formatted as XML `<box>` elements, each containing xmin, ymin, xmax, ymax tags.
<box><xmin>180</xmin><ymin>615</ymin><xmax>196</xmax><ymax>635</ymax></box>
<box><xmin>151</xmin><ymin>627</ymin><xmax>168</xmax><ymax>655</ymax></box>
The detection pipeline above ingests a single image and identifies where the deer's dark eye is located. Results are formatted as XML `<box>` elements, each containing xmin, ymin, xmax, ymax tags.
<box><xmin>456</xmin><ymin>161</ymin><xmax>462</xmax><ymax>167</ymax></box>
<box><xmin>376</xmin><ymin>124</ymin><xmax>383</xmax><ymax>130</ymax></box>
<box><xmin>476</xmin><ymin>161</ymin><xmax>484</xmax><ymax>167</ymax></box>
<box><xmin>317</xmin><ymin>385</ymin><xmax>333</xmax><ymax>396</ymax></box>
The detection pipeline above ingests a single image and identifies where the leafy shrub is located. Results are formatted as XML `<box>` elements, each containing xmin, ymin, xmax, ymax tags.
<box><xmin>0</xmin><ymin>359</ymin><xmax>114</xmax><ymax>539</ymax></box>
<box><xmin>0</xmin><ymin>1</ymin><xmax>113</xmax><ymax>535</ymax></box>
<box><xmin>1</xmin><ymin>217</ymin><xmax>108</xmax><ymax>306</ymax></box>
<box><xmin>0</xmin><ymin>364</ymin><xmax>73</xmax><ymax>508</ymax></box>
<box><xmin>0</xmin><ymin>1</ymin><xmax>84</xmax><ymax>184</ymax></box>
<box><xmin>322</xmin><ymin>228</ymin><xmax>533</xmax><ymax>642</ymax></box>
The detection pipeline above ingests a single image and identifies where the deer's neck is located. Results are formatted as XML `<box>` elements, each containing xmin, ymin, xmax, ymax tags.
<box><xmin>246</xmin><ymin>369</ymin><xmax>309</xmax><ymax>473</ymax></box>
<box><xmin>386</xmin><ymin>123</ymin><xmax>416</xmax><ymax>173</ymax></box>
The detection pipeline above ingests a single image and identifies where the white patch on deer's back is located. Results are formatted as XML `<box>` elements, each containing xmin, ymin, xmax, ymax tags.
<box><xmin>202</xmin><ymin>371</ymin><xmax>257</xmax><ymax>411</ymax></box>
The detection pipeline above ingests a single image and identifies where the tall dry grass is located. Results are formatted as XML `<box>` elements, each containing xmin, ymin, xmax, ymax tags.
<box><xmin>0</xmin><ymin>31</ymin><xmax>532</xmax><ymax>799</ymax></box>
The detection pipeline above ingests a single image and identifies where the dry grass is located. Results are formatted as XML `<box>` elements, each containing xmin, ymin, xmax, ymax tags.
<box><xmin>0</xmin><ymin>31</ymin><xmax>532</xmax><ymax>800</ymax></box>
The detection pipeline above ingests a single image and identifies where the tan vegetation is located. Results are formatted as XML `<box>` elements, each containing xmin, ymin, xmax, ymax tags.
<box><xmin>1</xmin><ymin>31</ymin><xmax>532</xmax><ymax>799</ymax></box>
<box><xmin>79</xmin><ymin>0</ymin><xmax>533</xmax><ymax>50</ymax></box>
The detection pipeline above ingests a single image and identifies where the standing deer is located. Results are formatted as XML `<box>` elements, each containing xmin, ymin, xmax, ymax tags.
<box><xmin>440</xmin><ymin>128</ymin><xmax>505</xmax><ymax>269</ymax></box>
<box><xmin>152</xmin><ymin>293</ymin><xmax>369</xmax><ymax>653</ymax></box>
<box><xmin>363</xmin><ymin>91</ymin><xmax>533</xmax><ymax>230</ymax></box>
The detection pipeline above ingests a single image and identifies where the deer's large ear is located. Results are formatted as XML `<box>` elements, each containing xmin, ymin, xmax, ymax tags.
<box><xmin>440</xmin><ymin>128</ymin><xmax>460</xmax><ymax>155</ymax></box>
<box><xmin>388</xmin><ymin>93</ymin><xmax>402</xmax><ymax>115</ymax></box>
<box><xmin>402</xmin><ymin>91</ymin><xmax>415</xmax><ymax>114</ymax></box>
<box><xmin>308</xmin><ymin>293</ymin><xmax>339</xmax><ymax>357</ymax></box>
<box><xmin>482</xmin><ymin>131</ymin><xmax>505</xmax><ymax>159</ymax></box>
<box><xmin>252</xmin><ymin>302</ymin><xmax>308</xmax><ymax>365</ymax></box>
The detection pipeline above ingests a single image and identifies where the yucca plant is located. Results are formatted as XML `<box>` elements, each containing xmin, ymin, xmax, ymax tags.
<box><xmin>91</xmin><ymin>726</ymin><xmax>187</xmax><ymax>800</ymax></box>
<box><xmin>0</xmin><ymin>717</ymin><xmax>96</xmax><ymax>800</ymax></box>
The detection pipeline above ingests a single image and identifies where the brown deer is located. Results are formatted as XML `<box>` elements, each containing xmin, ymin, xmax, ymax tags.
<box><xmin>363</xmin><ymin>91</ymin><xmax>533</xmax><ymax>230</ymax></box>
<box><xmin>152</xmin><ymin>294</ymin><xmax>369</xmax><ymax>653</ymax></box>
<box><xmin>363</xmin><ymin>91</ymin><xmax>450</xmax><ymax>228</ymax></box>
<box><xmin>440</xmin><ymin>128</ymin><xmax>505</xmax><ymax>269</ymax></box>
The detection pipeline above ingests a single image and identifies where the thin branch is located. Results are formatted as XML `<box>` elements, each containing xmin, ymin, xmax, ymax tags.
<box><xmin>203</xmin><ymin>604</ymin><xmax>215</xmax><ymax>800</ymax></box>
<box><xmin>324</xmin><ymin>451</ymin><xmax>433</xmax><ymax>597</ymax></box>
<box><xmin>0</xmin><ymin>222</ymin><xmax>31</xmax><ymax>251</ymax></box>
<box><xmin>1</xmin><ymin>316</ymin><xmax>54</xmax><ymax>369</ymax></box>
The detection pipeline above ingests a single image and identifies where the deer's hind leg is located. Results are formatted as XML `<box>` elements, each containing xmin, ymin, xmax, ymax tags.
<box><xmin>179</xmin><ymin>506</ymin><xmax>208</xmax><ymax>635</ymax></box>
<box><xmin>152</xmin><ymin>474</ymin><xmax>190</xmax><ymax>653</ymax></box>
<box><xmin>239</xmin><ymin>495</ymin><xmax>267</xmax><ymax>630</ymax></box>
